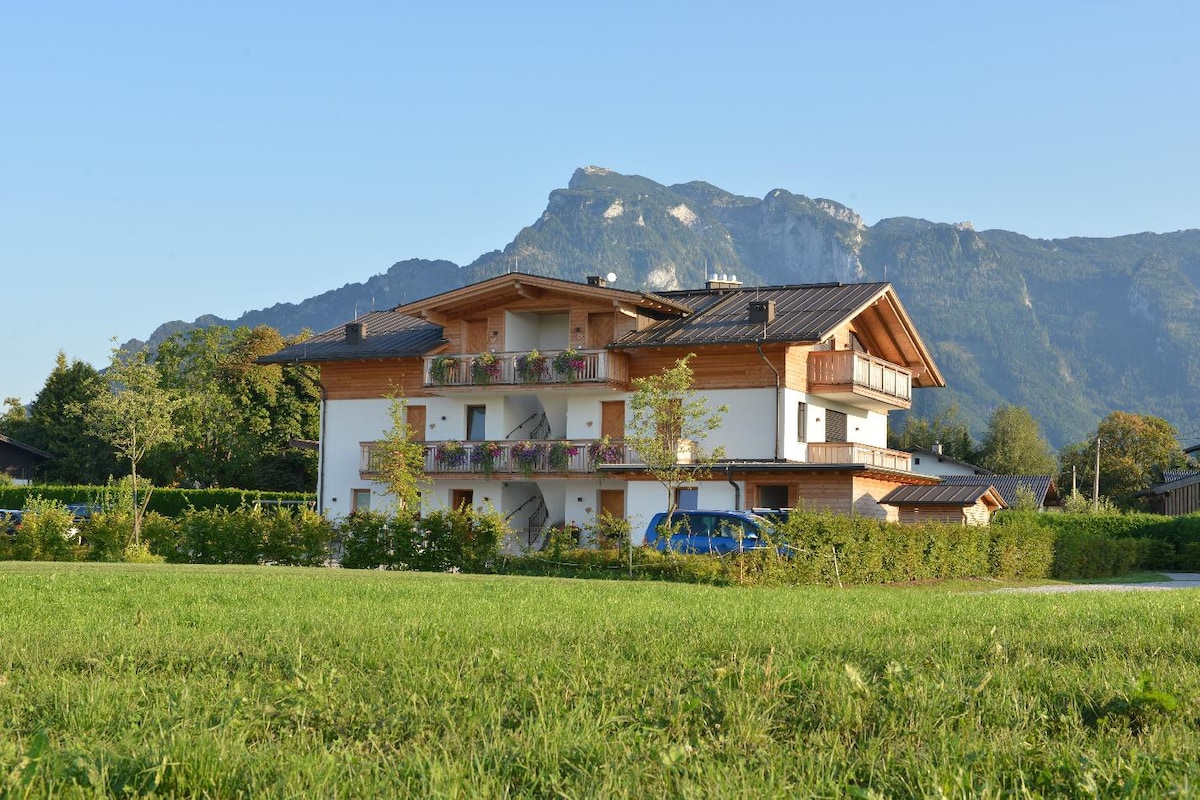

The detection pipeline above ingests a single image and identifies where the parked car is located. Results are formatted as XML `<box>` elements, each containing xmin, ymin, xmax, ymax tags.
<box><xmin>645</xmin><ymin>509</ymin><xmax>785</xmax><ymax>555</ymax></box>
<box><xmin>0</xmin><ymin>509</ymin><xmax>23</xmax><ymax>534</ymax></box>
<box><xmin>66</xmin><ymin>503</ymin><xmax>103</xmax><ymax>521</ymax></box>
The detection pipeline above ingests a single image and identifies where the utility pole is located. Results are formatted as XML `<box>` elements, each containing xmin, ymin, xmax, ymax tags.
<box><xmin>1093</xmin><ymin>435</ymin><xmax>1101</xmax><ymax>512</ymax></box>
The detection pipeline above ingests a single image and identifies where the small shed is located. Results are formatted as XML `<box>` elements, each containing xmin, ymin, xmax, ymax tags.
<box><xmin>880</xmin><ymin>483</ymin><xmax>1007</xmax><ymax>526</ymax></box>
<box><xmin>0</xmin><ymin>434</ymin><xmax>51</xmax><ymax>484</ymax></box>
<box><xmin>936</xmin><ymin>474</ymin><xmax>1059</xmax><ymax>511</ymax></box>
<box><xmin>1136</xmin><ymin>471</ymin><xmax>1200</xmax><ymax>516</ymax></box>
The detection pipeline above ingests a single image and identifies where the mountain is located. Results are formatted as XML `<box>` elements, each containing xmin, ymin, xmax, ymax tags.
<box><xmin>137</xmin><ymin>166</ymin><xmax>1200</xmax><ymax>449</ymax></box>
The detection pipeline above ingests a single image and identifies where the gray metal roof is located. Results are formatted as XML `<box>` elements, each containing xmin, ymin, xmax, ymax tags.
<box><xmin>614</xmin><ymin>282</ymin><xmax>891</xmax><ymax>347</ymax></box>
<box><xmin>936</xmin><ymin>474</ymin><xmax>1055</xmax><ymax>508</ymax></box>
<box><xmin>255</xmin><ymin>311</ymin><xmax>445</xmax><ymax>364</ymax></box>
<box><xmin>1141</xmin><ymin>470</ymin><xmax>1200</xmax><ymax>495</ymax></box>
<box><xmin>881</xmin><ymin>483</ymin><xmax>1001</xmax><ymax>507</ymax></box>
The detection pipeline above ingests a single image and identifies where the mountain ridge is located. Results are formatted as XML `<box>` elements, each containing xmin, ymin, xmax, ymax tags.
<box><xmin>132</xmin><ymin>167</ymin><xmax>1200</xmax><ymax>449</ymax></box>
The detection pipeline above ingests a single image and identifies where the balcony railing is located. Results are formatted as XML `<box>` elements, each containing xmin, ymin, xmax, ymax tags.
<box><xmin>423</xmin><ymin>349</ymin><xmax>626</xmax><ymax>389</ymax></box>
<box><xmin>806</xmin><ymin>442</ymin><xmax>913</xmax><ymax>471</ymax></box>
<box><xmin>807</xmin><ymin>350</ymin><xmax>912</xmax><ymax>408</ymax></box>
<box><xmin>361</xmin><ymin>438</ymin><xmax>632</xmax><ymax>477</ymax></box>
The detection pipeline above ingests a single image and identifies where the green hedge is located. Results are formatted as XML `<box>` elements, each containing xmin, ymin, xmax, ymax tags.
<box><xmin>338</xmin><ymin>508</ymin><xmax>505</xmax><ymax>572</ymax></box>
<box><xmin>6</xmin><ymin>498</ymin><xmax>1195</xmax><ymax>584</ymax></box>
<box><xmin>996</xmin><ymin>511</ymin><xmax>1200</xmax><ymax>574</ymax></box>
<box><xmin>0</xmin><ymin>486</ymin><xmax>315</xmax><ymax>516</ymax></box>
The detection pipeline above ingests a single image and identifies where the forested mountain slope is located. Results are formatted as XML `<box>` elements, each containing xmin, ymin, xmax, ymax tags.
<box><xmin>136</xmin><ymin>167</ymin><xmax>1200</xmax><ymax>448</ymax></box>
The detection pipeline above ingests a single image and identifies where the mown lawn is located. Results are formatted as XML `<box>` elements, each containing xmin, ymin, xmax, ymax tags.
<box><xmin>1</xmin><ymin>562</ymin><xmax>1199</xmax><ymax>797</ymax></box>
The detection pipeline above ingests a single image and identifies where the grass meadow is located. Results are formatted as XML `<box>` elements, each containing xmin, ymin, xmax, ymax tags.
<box><xmin>2</xmin><ymin>563</ymin><xmax>1200</xmax><ymax>797</ymax></box>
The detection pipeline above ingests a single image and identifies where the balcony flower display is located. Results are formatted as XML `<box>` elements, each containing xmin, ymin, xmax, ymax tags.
<box><xmin>429</xmin><ymin>355</ymin><xmax>457</xmax><ymax>386</ymax></box>
<box><xmin>510</xmin><ymin>440</ymin><xmax>544</xmax><ymax>476</ymax></box>
<box><xmin>515</xmin><ymin>349</ymin><xmax>548</xmax><ymax>383</ymax></box>
<box><xmin>469</xmin><ymin>441</ymin><xmax>503</xmax><ymax>476</ymax></box>
<box><xmin>471</xmin><ymin>352</ymin><xmax>501</xmax><ymax>385</ymax></box>
<box><xmin>436</xmin><ymin>440</ymin><xmax>467</xmax><ymax>469</ymax></box>
<box><xmin>552</xmin><ymin>348</ymin><xmax>587</xmax><ymax>382</ymax></box>
<box><xmin>548</xmin><ymin>440</ymin><xmax>580</xmax><ymax>471</ymax></box>
<box><xmin>587</xmin><ymin>436</ymin><xmax>624</xmax><ymax>465</ymax></box>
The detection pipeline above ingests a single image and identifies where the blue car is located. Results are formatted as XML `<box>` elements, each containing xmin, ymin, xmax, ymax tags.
<box><xmin>644</xmin><ymin>509</ymin><xmax>778</xmax><ymax>555</ymax></box>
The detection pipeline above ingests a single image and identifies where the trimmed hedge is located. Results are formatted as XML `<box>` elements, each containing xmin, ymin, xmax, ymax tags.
<box><xmin>338</xmin><ymin>508</ymin><xmax>505</xmax><ymax>572</ymax></box>
<box><xmin>996</xmin><ymin>511</ymin><xmax>1200</xmax><ymax>574</ymax></box>
<box><xmin>6</xmin><ymin>497</ymin><xmax>1197</xmax><ymax>585</ymax></box>
<box><xmin>0</xmin><ymin>486</ymin><xmax>315</xmax><ymax>516</ymax></box>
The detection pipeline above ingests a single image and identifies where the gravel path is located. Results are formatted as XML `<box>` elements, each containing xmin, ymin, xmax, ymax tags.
<box><xmin>994</xmin><ymin>572</ymin><xmax>1200</xmax><ymax>593</ymax></box>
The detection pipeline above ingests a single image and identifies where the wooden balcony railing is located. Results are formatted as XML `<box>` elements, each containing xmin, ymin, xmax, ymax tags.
<box><xmin>806</xmin><ymin>442</ymin><xmax>913</xmax><ymax>471</ymax></box>
<box><xmin>423</xmin><ymin>349</ymin><xmax>626</xmax><ymax>389</ymax></box>
<box><xmin>807</xmin><ymin>350</ymin><xmax>912</xmax><ymax>409</ymax></box>
<box><xmin>361</xmin><ymin>438</ymin><xmax>632</xmax><ymax>477</ymax></box>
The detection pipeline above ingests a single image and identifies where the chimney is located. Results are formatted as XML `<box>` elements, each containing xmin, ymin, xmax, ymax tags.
<box><xmin>748</xmin><ymin>300</ymin><xmax>775</xmax><ymax>324</ymax></box>
<box><xmin>586</xmin><ymin>275</ymin><xmax>607</xmax><ymax>287</ymax></box>
<box><xmin>705</xmin><ymin>273</ymin><xmax>743</xmax><ymax>290</ymax></box>
<box><xmin>932</xmin><ymin>442</ymin><xmax>943</xmax><ymax>455</ymax></box>
<box><xmin>346</xmin><ymin>321</ymin><xmax>367</xmax><ymax>343</ymax></box>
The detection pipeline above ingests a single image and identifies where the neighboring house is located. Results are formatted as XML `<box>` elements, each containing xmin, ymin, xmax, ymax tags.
<box><xmin>905</xmin><ymin>445</ymin><xmax>991</xmax><ymax>477</ymax></box>
<box><xmin>1136</xmin><ymin>471</ymin><xmax>1200</xmax><ymax>516</ymax></box>
<box><xmin>880</xmin><ymin>483</ymin><xmax>1007</xmax><ymax>526</ymax></box>
<box><xmin>0</xmin><ymin>433</ymin><xmax>50</xmax><ymax>485</ymax></box>
<box><xmin>936</xmin><ymin>474</ymin><xmax>1060</xmax><ymax>511</ymax></box>
<box><xmin>258</xmin><ymin>272</ymin><xmax>948</xmax><ymax>545</ymax></box>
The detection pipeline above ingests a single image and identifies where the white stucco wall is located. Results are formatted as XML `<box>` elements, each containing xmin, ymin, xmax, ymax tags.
<box><xmin>320</xmin><ymin>398</ymin><xmax>390</xmax><ymax>519</ymax></box>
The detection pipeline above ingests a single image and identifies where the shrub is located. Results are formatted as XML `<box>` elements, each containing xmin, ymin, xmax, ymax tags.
<box><xmin>4</xmin><ymin>497</ymin><xmax>77</xmax><ymax>562</ymax></box>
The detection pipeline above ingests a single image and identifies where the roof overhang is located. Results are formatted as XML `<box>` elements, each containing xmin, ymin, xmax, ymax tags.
<box><xmin>392</xmin><ymin>272</ymin><xmax>693</xmax><ymax>322</ymax></box>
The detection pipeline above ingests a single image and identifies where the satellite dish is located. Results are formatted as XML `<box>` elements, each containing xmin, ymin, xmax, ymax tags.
<box><xmin>606</xmin><ymin>272</ymin><xmax>617</xmax><ymax>283</ymax></box>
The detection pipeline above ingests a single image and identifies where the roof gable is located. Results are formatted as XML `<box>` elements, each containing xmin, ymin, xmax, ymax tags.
<box><xmin>615</xmin><ymin>282</ymin><xmax>943</xmax><ymax>387</ymax></box>
<box><xmin>392</xmin><ymin>272</ymin><xmax>692</xmax><ymax>324</ymax></box>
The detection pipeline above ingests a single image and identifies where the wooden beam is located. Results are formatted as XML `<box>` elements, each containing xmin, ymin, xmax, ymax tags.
<box><xmin>513</xmin><ymin>280</ymin><xmax>543</xmax><ymax>300</ymax></box>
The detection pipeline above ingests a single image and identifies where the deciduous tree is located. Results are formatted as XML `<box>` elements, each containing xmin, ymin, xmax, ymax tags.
<box><xmin>626</xmin><ymin>354</ymin><xmax>728</xmax><ymax>540</ymax></box>
<box><xmin>375</xmin><ymin>392</ymin><xmax>430</xmax><ymax>513</ymax></box>
<box><xmin>1059</xmin><ymin>411</ymin><xmax>1187</xmax><ymax>502</ymax></box>
<box><xmin>977</xmin><ymin>405</ymin><xmax>1057</xmax><ymax>475</ymax></box>
<box><xmin>82</xmin><ymin>344</ymin><xmax>179</xmax><ymax>546</ymax></box>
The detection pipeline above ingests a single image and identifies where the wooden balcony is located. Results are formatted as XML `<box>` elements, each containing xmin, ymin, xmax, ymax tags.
<box><xmin>807</xmin><ymin>350</ymin><xmax>912</xmax><ymax>410</ymax></box>
<box><xmin>806</xmin><ymin>442</ymin><xmax>913</xmax><ymax>471</ymax></box>
<box><xmin>423</xmin><ymin>349</ymin><xmax>627</xmax><ymax>391</ymax></box>
<box><xmin>361</xmin><ymin>438</ymin><xmax>633</xmax><ymax>479</ymax></box>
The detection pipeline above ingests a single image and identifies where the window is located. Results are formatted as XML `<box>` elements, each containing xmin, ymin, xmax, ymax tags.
<box><xmin>758</xmin><ymin>484</ymin><xmax>789</xmax><ymax>508</ymax></box>
<box><xmin>351</xmin><ymin>489</ymin><xmax>371</xmax><ymax>512</ymax></box>
<box><xmin>466</xmin><ymin>405</ymin><xmax>486</xmax><ymax>441</ymax></box>
<box><xmin>797</xmin><ymin>402</ymin><xmax>807</xmax><ymax>442</ymax></box>
<box><xmin>676</xmin><ymin>487</ymin><xmax>699</xmax><ymax>510</ymax></box>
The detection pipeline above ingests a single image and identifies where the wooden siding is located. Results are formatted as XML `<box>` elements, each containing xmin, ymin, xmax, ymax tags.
<box><xmin>626</xmin><ymin>345</ymin><xmax>784</xmax><ymax>389</ymax></box>
<box><xmin>322</xmin><ymin>359</ymin><xmax>427</xmax><ymax>399</ymax></box>
<box><xmin>897</xmin><ymin>507</ymin><xmax>965</xmax><ymax>525</ymax></box>
<box><xmin>1163</xmin><ymin>482</ymin><xmax>1200</xmax><ymax>516</ymax></box>
<box><xmin>894</xmin><ymin>499</ymin><xmax>992</xmax><ymax>526</ymax></box>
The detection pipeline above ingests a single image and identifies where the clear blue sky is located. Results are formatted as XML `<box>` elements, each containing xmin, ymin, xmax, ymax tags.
<box><xmin>3</xmin><ymin>1</ymin><xmax>1197</xmax><ymax>406</ymax></box>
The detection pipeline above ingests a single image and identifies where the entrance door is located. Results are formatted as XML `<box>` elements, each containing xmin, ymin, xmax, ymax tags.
<box><xmin>450</xmin><ymin>489</ymin><xmax>474</xmax><ymax>511</ymax></box>
<box><xmin>466</xmin><ymin>319</ymin><xmax>489</xmax><ymax>353</ymax></box>
<box><xmin>407</xmin><ymin>405</ymin><xmax>426</xmax><ymax>441</ymax></box>
<box><xmin>587</xmin><ymin>313</ymin><xmax>615</xmax><ymax>348</ymax></box>
<box><xmin>599</xmin><ymin>489</ymin><xmax>625</xmax><ymax>519</ymax></box>
<box><xmin>601</xmin><ymin>401</ymin><xmax>625</xmax><ymax>440</ymax></box>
